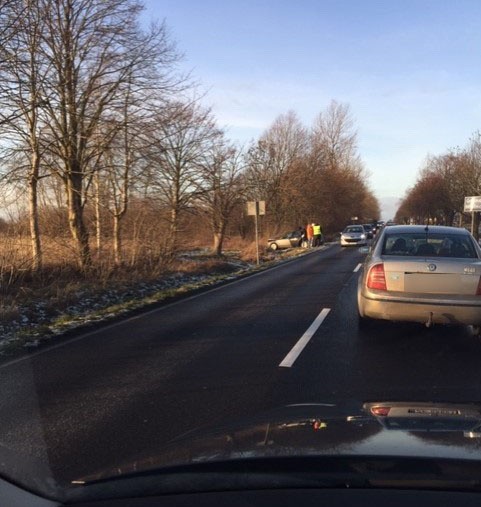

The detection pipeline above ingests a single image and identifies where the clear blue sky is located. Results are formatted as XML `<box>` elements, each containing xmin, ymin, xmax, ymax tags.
<box><xmin>141</xmin><ymin>0</ymin><xmax>481</xmax><ymax>219</ymax></box>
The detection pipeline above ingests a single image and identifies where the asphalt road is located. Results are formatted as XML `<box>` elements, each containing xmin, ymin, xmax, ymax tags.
<box><xmin>1</xmin><ymin>243</ymin><xmax>481</xmax><ymax>486</ymax></box>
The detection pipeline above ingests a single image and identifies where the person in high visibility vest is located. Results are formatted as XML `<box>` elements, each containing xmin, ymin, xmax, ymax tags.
<box><xmin>313</xmin><ymin>223</ymin><xmax>322</xmax><ymax>246</ymax></box>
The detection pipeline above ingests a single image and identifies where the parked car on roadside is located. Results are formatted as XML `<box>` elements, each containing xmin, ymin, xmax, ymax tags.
<box><xmin>267</xmin><ymin>230</ymin><xmax>304</xmax><ymax>251</ymax></box>
<box><xmin>340</xmin><ymin>225</ymin><xmax>368</xmax><ymax>247</ymax></box>
<box><xmin>358</xmin><ymin>225</ymin><xmax>481</xmax><ymax>329</ymax></box>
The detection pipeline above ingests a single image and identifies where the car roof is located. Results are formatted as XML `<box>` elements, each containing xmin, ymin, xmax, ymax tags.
<box><xmin>383</xmin><ymin>225</ymin><xmax>470</xmax><ymax>235</ymax></box>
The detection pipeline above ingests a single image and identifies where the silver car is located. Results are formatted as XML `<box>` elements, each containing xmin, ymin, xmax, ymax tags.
<box><xmin>267</xmin><ymin>230</ymin><xmax>304</xmax><ymax>251</ymax></box>
<box><xmin>357</xmin><ymin>225</ymin><xmax>481</xmax><ymax>328</ymax></box>
<box><xmin>340</xmin><ymin>225</ymin><xmax>367</xmax><ymax>247</ymax></box>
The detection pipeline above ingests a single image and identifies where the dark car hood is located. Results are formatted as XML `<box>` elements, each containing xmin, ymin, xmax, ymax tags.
<box><xmin>76</xmin><ymin>401</ymin><xmax>481</xmax><ymax>486</ymax></box>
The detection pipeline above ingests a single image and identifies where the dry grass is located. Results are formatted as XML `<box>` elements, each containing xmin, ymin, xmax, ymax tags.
<box><xmin>223</xmin><ymin>236</ymin><xmax>273</xmax><ymax>262</ymax></box>
<box><xmin>0</xmin><ymin>235</ymin><xmax>256</xmax><ymax>335</ymax></box>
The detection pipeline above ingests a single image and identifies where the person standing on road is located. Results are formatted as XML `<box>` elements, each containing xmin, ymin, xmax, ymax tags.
<box><xmin>318</xmin><ymin>223</ymin><xmax>324</xmax><ymax>245</ymax></box>
<box><xmin>298</xmin><ymin>226</ymin><xmax>307</xmax><ymax>247</ymax></box>
<box><xmin>313</xmin><ymin>223</ymin><xmax>321</xmax><ymax>247</ymax></box>
<box><xmin>306</xmin><ymin>223</ymin><xmax>314</xmax><ymax>248</ymax></box>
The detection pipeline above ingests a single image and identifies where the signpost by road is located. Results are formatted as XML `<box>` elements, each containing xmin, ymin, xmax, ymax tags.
<box><xmin>464</xmin><ymin>196</ymin><xmax>481</xmax><ymax>236</ymax></box>
<box><xmin>247</xmin><ymin>201</ymin><xmax>265</xmax><ymax>265</ymax></box>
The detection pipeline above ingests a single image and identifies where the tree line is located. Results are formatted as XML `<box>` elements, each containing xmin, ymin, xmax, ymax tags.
<box><xmin>0</xmin><ymin>0</ymin><xmax>379</xmax><ymax>273</ymax></box>
<box><xmin>395</xmin><ymin>133</ymin><xmax>481</xmax><ymax>237</ymax></box>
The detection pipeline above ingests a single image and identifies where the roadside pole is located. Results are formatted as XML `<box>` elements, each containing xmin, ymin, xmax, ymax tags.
<box><xmin>247</xmin><ymin>200</ymin><xmax>266</xmax><ymax>266</ymax></box>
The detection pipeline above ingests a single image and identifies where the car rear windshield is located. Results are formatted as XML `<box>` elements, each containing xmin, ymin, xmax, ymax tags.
<box><xmin>382</xmin><ymin>232</ymin><xmax>478</xmax><ymax>258</ymax></box>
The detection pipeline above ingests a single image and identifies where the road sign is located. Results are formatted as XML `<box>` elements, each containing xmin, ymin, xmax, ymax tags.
<box><xmin>464</xmin><ymin>196</ymin><xmax>481</xmax><ymax>212</ymax></box>
<box><xmin>247</xmin><ymin>201</ymin><xmax>265</xmax><ymax>216</ymax></box>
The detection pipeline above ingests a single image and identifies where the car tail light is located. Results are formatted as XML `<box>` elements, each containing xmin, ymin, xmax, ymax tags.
<box><xmin>367</xmin><ymin>263</ymin><xmax>386</xmax><ymax>290</ymax></box>
<box><xmin>371</xmin><ymin>406</ymin><xmax>391</xmax><ymax>417</ymax></box>
<box><xmin>476</xmin><ymin>277</ymin><xmax>481</xmax><ymax>296</ymax></box>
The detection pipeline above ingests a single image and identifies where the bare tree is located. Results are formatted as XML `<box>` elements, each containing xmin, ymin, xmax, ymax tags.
<box><xmin>397</xmin><ymin>133</ymin><xmax>481</xmax><ymax>234</ymax></box>
<box><xmin>144</xmin><ymin>100</ymin><xmax>221</xmax><ymax>260</ymax></box>
<box><xmin>100</xmin><ymin>76</ymin><xmax>153</xmax><ymax>266</ymax></box>
<box><xmin>0</xmin><ymin>0</ymin><xmax>51</xmax><ymax>270</ymax></box>
<box><xmin>197</xmin><ymin>141</ymin><xmax>246</xmax><ymax>255</ymax></box>
<box><xmin>34</xmin><ymin>0</ymin><xmax>181</xmax><ymax>269</ymax></box>
<box><xmin>305</xmin><ymin>101</ymin><xmax>372</xmax><ymax>230</ymax></box>
<box><xmin>242</xmin><ymin>104</ymin><xmax>376</xmax><ymax>235</ymax></box>
<box><xmin>398</xmin><ymin>170</ymin><xmax>452</xmax><ymax>225</ymax></box>
<box><xmin>311</xmin><ymin>100</ymin><xmax>358</xmax><ymax>172</ymax></box>
<box><xmin>245</xmin><ymin>111</ymin><xmax>307</xmax><ymax>231</ymax></box>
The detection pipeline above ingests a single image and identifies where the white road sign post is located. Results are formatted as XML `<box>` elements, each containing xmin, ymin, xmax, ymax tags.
<box><xmin>247</xmin><ymin>201</ymin><xmax>265</xmax><ymax>265</ymax></box>
<box><xmin>464</xmin><ymin>196</ymin><xmax>481</xmax><ymax>236</ymax></box>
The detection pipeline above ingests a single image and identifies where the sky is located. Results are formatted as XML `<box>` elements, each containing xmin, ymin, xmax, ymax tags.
<box><xmin>141</xmin><ymin>0</ymin><xmax>481</xmax><ymax>220</ymax></box>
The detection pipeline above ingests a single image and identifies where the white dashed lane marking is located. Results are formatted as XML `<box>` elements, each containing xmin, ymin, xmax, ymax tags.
<box><xmin>279</xmin><ymin>308</ymin><xmax>331</xmax><ymax>368</ymax></box>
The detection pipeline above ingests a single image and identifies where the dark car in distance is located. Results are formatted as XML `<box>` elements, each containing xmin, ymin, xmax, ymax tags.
<box><xmin>362</xmin><ymin>224</ymin><xmax>374</xmax><ymax>239</ymax></box>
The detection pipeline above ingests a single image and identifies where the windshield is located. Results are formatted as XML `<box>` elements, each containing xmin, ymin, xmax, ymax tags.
<box><xmin>2</xmin><ymin>0</ymin><xmax>481</xmax><ymax>502</ymax></box>
<box><xmin>382</xmin><ymin>233</ymin><xmax>478</xmax><ymax>258</ymax></box>
<box><xmin>344</xmin><ymin>226</ymin><xmax>364</xmax><ymax>233</ymax></box>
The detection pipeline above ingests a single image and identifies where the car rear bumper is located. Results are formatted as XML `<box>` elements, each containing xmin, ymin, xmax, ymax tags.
<box><xmin>359</xmin><ymin>292</ymin><xmax>481</xmax><ymax>325</ymax></box>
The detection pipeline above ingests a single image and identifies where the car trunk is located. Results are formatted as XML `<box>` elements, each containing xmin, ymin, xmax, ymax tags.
<box><xmin>382</xmin><ymin>258</ymin><xmax>481</xmax><ymax>295</ymax></box>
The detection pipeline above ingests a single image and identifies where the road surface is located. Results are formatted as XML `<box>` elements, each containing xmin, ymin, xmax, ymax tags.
<box><xmin>0</xmin><ymin>243</ymin><xmax>480</xmax><ymax>485</ymax></box>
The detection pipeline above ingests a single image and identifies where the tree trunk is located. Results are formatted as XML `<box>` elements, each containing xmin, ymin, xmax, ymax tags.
<box><xmin>164</xmin><ymin>207</ymin><xmax>178</xmax><ymax>256</ymax></box>
<box><xmin>94</xmin><ymin>171</ymin><xmax>102</xmax><ymax>260</ymax></box>
<box><xmin>212</xmin><ymin>232</ymin><xmax>223</xmax><ymax>256</ymax></box>
<box><xmin>113</xmin><ymin>214</ymin><xmax>122</xmax><ymax>266</ymax></box>
<box><xmin>212</xmin><ymin>220</ymin><xmax>226</xmax><ymax>256</ymax></box>
<box><xmin>28</xmin><ymin>156</ymin><xmax>42</xmax><ymax>270</ymax></box>
<box><xmin>66</xmin><ymin>172</ymin><xmax>91</xmax><ymax>269</ymax></box>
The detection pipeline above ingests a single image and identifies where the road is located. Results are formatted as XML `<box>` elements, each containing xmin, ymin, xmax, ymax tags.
<box><xmin>1</xmin><ymin>243</ymin><xmax>481</xmax><ymax>486</ymax></box>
